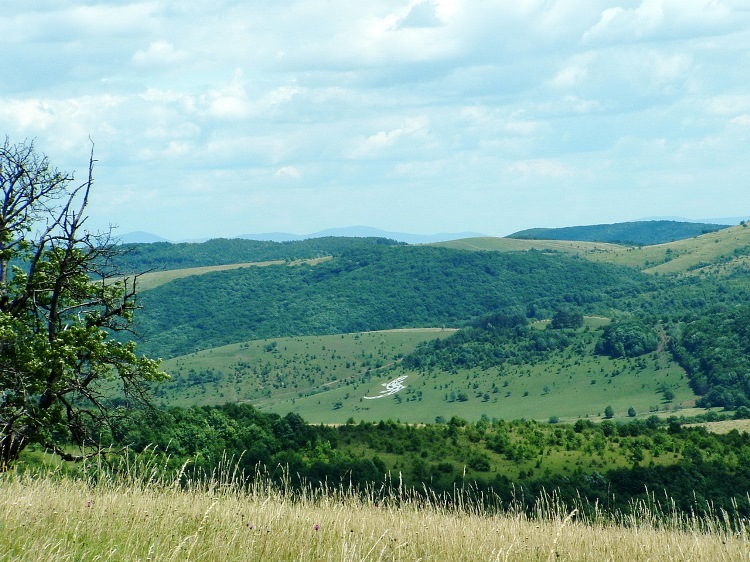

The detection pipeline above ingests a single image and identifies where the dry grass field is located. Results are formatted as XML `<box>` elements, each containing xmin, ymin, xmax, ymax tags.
<box><xmin>1</xmin><ymin>464</ymin><xmax>748</xmax><ymax>562</ymax></box>
<box><xmin>134</xmin><ymin>256</ymin><xmax>332</xmax><ymax>291</ymax></box>
<box><xmin>435</xmin><ymin>225</ymin><xmax>750</xmax><ymax>277</ymax></box>
<box><xmin>687</xmin><ymin>419</ymin><xmax>750</xmax><ymax>434</ymax></box>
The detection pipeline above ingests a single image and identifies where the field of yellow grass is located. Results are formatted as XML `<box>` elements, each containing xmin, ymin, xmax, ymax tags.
<box><xmin>687</xmin><ymin>419</ymin><xmax>750</xmax><ymax>434</ymax></box>
<box><xmin>134</xmin><ymin>256</ymin><xmax>332</xmax><ymax>291</ymax></box>
<box><xmin>435</xmin><ymin>225</ymin><xmax>750</xmax><ymax>277</ymax></box>
<box><xmin>2</xmin><ymin>464</ymin><xmax>748</xmax><ymax>561</ymax></box>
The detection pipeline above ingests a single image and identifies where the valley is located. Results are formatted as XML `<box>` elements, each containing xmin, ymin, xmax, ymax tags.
<box><xmin>16</xmin><ymin>219</ymin><xmax>750</xmax><ymax>524</ymax></box>
<box><xmin>126</xmin><ymin>222</ymin><xmax>750</xmax><ymax>425</ymax></box>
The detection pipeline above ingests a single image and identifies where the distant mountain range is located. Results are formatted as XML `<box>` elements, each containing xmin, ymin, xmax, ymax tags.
<box><xmin>237</xmin><ymin>226</ymin><xmax>486</xmax><ymax>244</ymax></box>
<box><xmin>116</xmin><ymin>217</ymin><xmax>750</xmax><ymax>246</ymax></box>
<box><xmin>116</xmin><ymin>227</ymin><xmax>486</xmax><ymax>245</ymax></box>
<box><xmin>115</xmin><ymin>231</ymin><xmax>172</xmax><ymax>244</ymax></box>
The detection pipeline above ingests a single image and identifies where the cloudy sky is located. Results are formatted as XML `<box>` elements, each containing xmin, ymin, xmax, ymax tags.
<box><xmin>2</xmin><ymin>1</ymin><xmax>750</xmax><ymax>240</ymax></box>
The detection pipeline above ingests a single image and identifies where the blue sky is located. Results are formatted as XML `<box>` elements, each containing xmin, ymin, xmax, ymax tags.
<box><xmin>2</xmin><ymin>1</ymin><xmax>750</xmax><ymax>240</ymax></box>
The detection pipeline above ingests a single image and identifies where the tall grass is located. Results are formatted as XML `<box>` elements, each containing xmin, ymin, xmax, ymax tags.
<box><xmin>1</xmin><ymin>454</ymin><xmax>748</xmax><ymax>561</ymax></box>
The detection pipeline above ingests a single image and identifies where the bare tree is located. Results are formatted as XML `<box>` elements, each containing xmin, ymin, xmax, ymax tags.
<box><xmin>0</xmin><ymin>138</ymin><xmax>165</xmax><ymax>470</ymax></box>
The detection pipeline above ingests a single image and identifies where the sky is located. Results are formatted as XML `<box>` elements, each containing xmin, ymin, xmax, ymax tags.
<box><xmin>2</xmin><ymin>1</ymin><xmax>750</xmax><ymax>241</ymax></box>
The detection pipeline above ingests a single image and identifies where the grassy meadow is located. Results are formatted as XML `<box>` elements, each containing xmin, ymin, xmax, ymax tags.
<box><xmin>271</xmin><ymin>340</ymin><xmax>691</xmax><ymax>424</ymax></box>
<box><xmin>158</xmin><ymin>319</ymin><xmax>694</xmax><ymax>425</ymax></box>
<box><xmin>433</xmin><ymin>237</ymin><xmax>624</xmax><ymax>256</ymax></box>
<box><xmin>437</xmin><ymin>224</ymin><xmax>750</xmax><ymax>276</ymax></box>
<box><xmin>157</xmin><ymin>329</ymin><xmax>456</xmax><ymax>409</ymax></box>
<box><xmin>2</xmin><ymin>466</ymin><xmax>748</xmax><ymax>562</ymax></box>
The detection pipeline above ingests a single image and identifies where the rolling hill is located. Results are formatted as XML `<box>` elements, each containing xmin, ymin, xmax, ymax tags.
<box><xmin>438</xmin><ymin>223</ymin><xmax>750</xmax><ymax>276</ymax></box>
<box><xmin>155</xmin><ymin>328</ymin><xmax>456</xmax><ymax>409</ymax></box>
<box><xmin>133</xmin><ymin>244</ymin><xmax>653</xmax><ymax>358</ymax></box>
<box><xmin>117</xmin><ymin>219</ymin><xmax>750</xmax><ymax>424</ymax></box>
<box><xmin>507</xmin><ymin>220</ymin><xmax>731</xmax><ymax>245</ymax></box>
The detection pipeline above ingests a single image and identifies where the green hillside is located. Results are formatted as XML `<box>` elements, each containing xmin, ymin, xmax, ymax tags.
<box><xmin>117</xmin><ymin>236</ymin><xmax>400</xmax><ymax>272</ymax></box>
<box><xmin>586</xmin><ymin>223</ymin><xmax>750</xmax><ymax>275</ymax></box>
<box><xmin>129</xmin><ymin>228</ymin><xmax>750</xmax><ymax>421</ymax></box>
<box><xmin>154</xmin><ymin>317</ymin><xmax>695</xmax><ymax>424</ymax></box>
<box><xmin>15</xmin><ymin>225</ymin><xmax>750</xmax><ymax>528</ymax></box>
<box><xmin>156</xmin><ymin>329</ymin><xmax>455</xmax><ymax>408</ymax></box>
<box><xmin>134</xmin><ymin>245</ymin><xmax>651</xmax><ymax>358</ymax></box>
<box><xmin>508</xmin><ymin>220</ymin><xmax>730</xmax><ymax>245</ymax></box>
<box><xmin>432</xmin><ymin>236</ymin><xmax>624</xmax><ymax>255</ymax></box>
<box><xmin>134</xmin><ymin>257</ymin><xmax>331</xmax><ymax>291</ymax></box>
<box><xmin>260</xmin><ymin>318</ymin><xmax>693</xmax><ymax>424</ymax></box>
<box><xmin>443</xmin><ymin>224</ymin><xmax>750</xmax><ymax>276</ymax></box>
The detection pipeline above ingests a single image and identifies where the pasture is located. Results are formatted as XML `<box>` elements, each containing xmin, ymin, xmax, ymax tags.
<box><xmin>159</xmin><ymin>320</ymin><xmax>695</xmax><ymax>425</ymax></box>
<box><xmin>157</xmin><ymin>329</ymin><xmax>456</xmax><ymax>408</ymax></box>
<box><xmin>437</xmin><ymin>224</ymin><xmax>750</xmax><ymax>276</ymax></box>
<box><xmin>269</xmin><ymin>338</ymin><xmax>693</xmax><ymax>424</ymax></box>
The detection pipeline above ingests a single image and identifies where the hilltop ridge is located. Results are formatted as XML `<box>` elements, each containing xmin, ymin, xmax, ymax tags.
<box><xmin>507</xmin><ymin>220</ymin><xmax>731</xmax><ymax>246</ymax></box>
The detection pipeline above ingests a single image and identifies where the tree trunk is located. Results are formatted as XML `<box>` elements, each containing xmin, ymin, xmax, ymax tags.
<box><xmin>0</xmin><ymin>430</ymin><xmax>26</xmax><ymax>471</ymax></box>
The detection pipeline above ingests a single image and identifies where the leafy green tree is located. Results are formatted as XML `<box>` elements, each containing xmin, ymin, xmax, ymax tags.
<box><xmin>0</xmin><ymin>139</ymin><xmax>165</xmax><ymax>469</ymax></box>
<box><xmin>671</xmin><ymin>306</ymin><xmax>750</xmax><ymax>408</ymax></box>
<box><xmin>595</xmin><ymin>319</ymin><xmax>659</xmax><ymax>358</ymax></box>
<box><xmin>550</xmin><ymin>309</ymin><xmax>583</xmax><ymax>329</ymax></box>
<box><xmin>604</xmin><ymin>405</ymin><xmax>615</xmax><ymax>419</ymax></box>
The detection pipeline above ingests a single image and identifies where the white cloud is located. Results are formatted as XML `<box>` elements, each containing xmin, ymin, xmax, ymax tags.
<box><xmin>707</xmin><ymin>95</ymin><xmax>750</xmax><ymax>116</ymax></box>
<box><xmin>507</xmin><ymin>159</ymin><xmax>571</xmax><ymax>178</ymax></box>
<box><xmin>549</xmin><ymin>64</ymin><xmax>589</xmax><ymax>89</ymax></box>
<box><xmin>274</xmin><ymin>166</ymin><xmax>301</xmax><ymax>179</ymax></box>
<box><xmin>0</xmin><ymin>2</ymin><xmax>161</xmax><ymax>42</ymax></box>
<box><xmin>204</xmin><ymin>69</ymin><xmax>251</xmax><ymax>119</ymax></box>
<box><xmin>346</xmin><ymin>117</ymin><xmax>430</xmax><ymax>159</ymax></box>
<box><xmin>0</xmin><ymin>95</ymin><xmax>126</xmax><ymax>152</ymax></box>
<box><xmin>583</xmin><ymin>0</ymin><xmax>738</xmax><ymax>44</ymax></box>
<box><xmin>398</xmin><ymin>1</ymin><xmax>443</xmax><ymax>28</ymax></box>
<box><xmin>133</xmin><ymin>40</ymin><xmax>188</xmax><ymax>66</ymax></box>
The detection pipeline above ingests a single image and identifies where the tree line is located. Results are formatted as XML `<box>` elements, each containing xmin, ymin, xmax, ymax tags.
<box><xmin>86</xmin><ymin>402</ymin><xmax>750</xmax><ymax>519</ymax></box>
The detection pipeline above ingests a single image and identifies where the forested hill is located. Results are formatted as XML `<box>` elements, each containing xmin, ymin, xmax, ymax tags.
<box><xmin>507</xmin><ymin>220</ymin><xmax>729</xmax><ymax>245</ymax></box>
<box><xmin>133</xmin><ymin>245</ymin><xmax>652</xmax><ymax>358</ymax></box>
<box><xmin>116</xmin><ymin>236</ymin><xmax>402</xmax><ymax>272</ymax></box>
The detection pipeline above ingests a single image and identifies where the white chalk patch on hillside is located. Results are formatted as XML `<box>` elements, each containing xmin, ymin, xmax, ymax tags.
<box><xmin>363</xmin><ymin>375</ymin><xmax>408</xmax><ymax>399</ymax></box>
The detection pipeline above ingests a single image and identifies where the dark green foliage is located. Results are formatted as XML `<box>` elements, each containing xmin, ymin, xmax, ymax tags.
<box><xmin>550</xmin><ymin>309</ymin><xmax>584</xmax><ymax>329</ymax></box>
<box><xmin>670</xmin><ymin>306</ymin><xmax>750</xmax><ymax>408</ymax></box>
<box><xmin>402</xmin><ymin>312</ymin><xmax>577</xmax><ymax>372</ymax></box>
<box><xmin>508</xmin><ymin>220</ymin><xmax>729</xmax><ymax>246</ymax></box>
<box><xmin>595</xmin><ymin>319</ymin><xmax>659</xmax><ymax>358</ymax></box>
<box><xmin>134</xmin><ymin>246</ymin><xmax>650</xmax><ymax>358</ymax></box>
<box><xmin>116</xmin><ymin>236</ymin><xmax>402</xmax><ymax>272</ymax></box>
